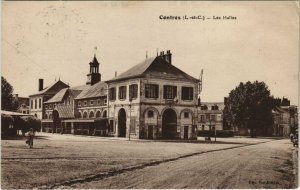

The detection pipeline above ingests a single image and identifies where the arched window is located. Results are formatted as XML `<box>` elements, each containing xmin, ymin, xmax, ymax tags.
<box><xmin>49</xmin><ymin>113</ymin><xmax>52</xmax><ymax>119</ymax></box>
<box><xmin>89</xmin><ymin>111</ymin><xmax>94</xmax><ymax>118</ymax></box>
<box><xmin>44</xmin><ymin>114</ymin><xmax>48</xmax><ymax>119</ymax></box>
<box><xmin>102</xmin><ymin>110</ymin><xmax>107</xmax><ymax>118</ymax></box>
<box><xmin>83</xmin><ymin>112</ymin><xmax>88</xmax><ymax>118</ymax></box>
<box><xmin>96</xmin><ymin>111</ymin><xmax>101</xmax><ymax>118</ymax></box>
<box><xmin>77</xmin><ymin>112</ymin><xmax>82</xmax><ymax>118</ymax></box>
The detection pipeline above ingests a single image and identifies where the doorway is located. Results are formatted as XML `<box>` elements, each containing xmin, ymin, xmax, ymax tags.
<box><xmin>162</xmin><ymin>108</ymin><xmax>177</xmax><ymax>139</ymax></box>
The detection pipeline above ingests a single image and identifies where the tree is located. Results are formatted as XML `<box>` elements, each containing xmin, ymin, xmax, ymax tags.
<box><xmin>225</xmin><ymin>81</ymin><xmax>275</xmax><ymax>137</ymax></box>
<box><xmin>1</xmin><ymin>77</ymin><xmax>19</xmax><ymax>111</ymax></box>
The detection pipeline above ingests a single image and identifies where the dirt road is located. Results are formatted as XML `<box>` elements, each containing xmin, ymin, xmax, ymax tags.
<box><xmin>68</xmin><ymin>139</ymin><xmax>296</xmax><ymax>189</ymax></box>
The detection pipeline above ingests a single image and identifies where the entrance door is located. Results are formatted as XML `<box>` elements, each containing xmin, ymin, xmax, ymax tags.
<box><xmin>184</xmin><ymin>126</ymin><xmax>189</xmax><ymax>139</ymax></box>
<box><xmin>148</xmin><ymin>125</ymin><xmax>153</xmax><ymax>139</ymax></box>
<box><xmin>118</xmin><ymin>108</ymin><xmax>126</xmax><ymax>137</ymax></box>
<box><xmin>162</xmin><ymin>108</ymin><xmax>177</xmax><ymax>139</ymax></box>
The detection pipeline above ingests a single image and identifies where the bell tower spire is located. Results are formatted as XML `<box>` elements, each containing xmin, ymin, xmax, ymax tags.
<box><xmin>86</xmin><ymin>47</ymin><xmax>101</xmax><ymax>85</ymax></box>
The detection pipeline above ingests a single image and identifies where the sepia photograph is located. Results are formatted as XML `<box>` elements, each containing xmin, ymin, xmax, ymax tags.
<box><xmin>1</xmin><ymin>1</ymin><xmax>299</xmax><ymax>189</ymax></box>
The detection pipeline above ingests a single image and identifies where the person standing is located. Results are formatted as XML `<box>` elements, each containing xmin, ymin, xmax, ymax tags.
<box><xmin>27</xmin><ymin>128</ymin><xmax>34</xmax><ymax>148</ymax></box>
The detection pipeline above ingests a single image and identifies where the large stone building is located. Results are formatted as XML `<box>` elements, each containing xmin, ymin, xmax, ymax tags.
<box><xmin>37</xmin><ymin>50</ymin><xmax>201</xmax><ymax>140</ymax></box>
<box><xmin>106</xmin><ymin>51</ymin><xmax>200</xmax><ymax>139</ymax></box>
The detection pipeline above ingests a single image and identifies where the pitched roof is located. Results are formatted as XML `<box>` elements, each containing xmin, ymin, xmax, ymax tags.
<box><xmin>45</xmin><ymin>88</ymin><xmax>68</xmax><ymax>103</ymax></box>
<box><xmin>71</xmin><ymin>85</ymin><xmax>89</xmax><ymax>91</ymax></box>
<box><xmin>29</xmin><ymin>80</ymin><xmax>69</xmax><ymax>97</ymax></box>
<box><xmin>75</xmin><ymin>81</ymin><xmax>107</xmax><ymax>100</ymax></box>
<box><xmin>108</xmin><ymin>56</ymin><xmax>199</xmax><ymax>83</ymax></box>
<box><xmin>44</xmin><ymin>84</ymin><xmax>90</xmax><ymax>104</ymax></box>
<box><xmin>111</xmin><ymin>57</ymin><xmax>156</xmax><ymax>81</ymax></box>
<box><xmin>56</xmin><ymin>105</ymin><xmax>74</xmax><ymax>119</ymax></box>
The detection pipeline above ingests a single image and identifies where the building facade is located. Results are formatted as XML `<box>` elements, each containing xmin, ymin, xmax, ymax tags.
<box><xmin>39</xmin><ymin>50</ymin><xmax>201</xmax><ymax>140</ymax></box>
<box><xmin>272</xmin><ymin>106</ymin><xmax>298</xmax><ymax>137</ymax></box>
<box><xmin>14</xmin><ymin>94</ymin><xmax>30</xmax><ymax>114</ymax></box>
<box><xmin>197</xmin><ymin>102</ymin><xmax>224</xmax><ymax>131</ymax></box>
<box><xmin>106</xmin><ymin>51</ymin><xmax>200</xmax><ymax>139</ymax></box>
<box><xmin>29</xmin><ymin>79</ymin><xmax>69</xmax><ymax>119</ymax></box>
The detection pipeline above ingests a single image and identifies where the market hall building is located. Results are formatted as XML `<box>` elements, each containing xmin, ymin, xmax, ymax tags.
<box><xmin>40</xmin><ymin>55</ymin><xmax>109</xmax><ymax>135</ymax></box>
<box><xmin>107</xmin><ymin>51</ymin><xmax>200</xmax><ymax>139</ymax></box>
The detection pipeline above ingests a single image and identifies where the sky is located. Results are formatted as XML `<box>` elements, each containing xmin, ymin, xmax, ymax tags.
<box><xmin>2</xmin><ymin>1</ymin><xmax>299</xmax><ymax>105</ymax></box>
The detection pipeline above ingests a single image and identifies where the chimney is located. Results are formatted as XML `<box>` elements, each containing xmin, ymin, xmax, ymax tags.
<box><xmin>165</xmin><ymin>50</ymin><xmax>172</xmax><ymax>64</ymax></box>
<box><xmin>39</xmin><ymin>79</ymin><xmax>44</xmax><ymax>91</ymax></box>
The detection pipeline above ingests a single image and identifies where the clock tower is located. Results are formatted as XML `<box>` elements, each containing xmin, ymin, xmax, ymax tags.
<box><xmin>86</xmin><ymin>54</ymin><xmax>101</xmax><ymax>85</ymax></box>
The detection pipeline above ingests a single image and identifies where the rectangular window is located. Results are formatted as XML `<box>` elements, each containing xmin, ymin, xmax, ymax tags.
<box><xmin>211</xmin><ymin>105</ymin><xmax>219</xmax><ymax>110</ymax></box>
<box><xmin>119</xmin><ymin>86</ymin><xmax>127</xmax><ymax>100</ymax></box>
<box><xmin>181</xmin><ymin>87</ymin><xmax>194</xmax><ymax>100</ymax></box>
<box><xmin>163</xmin><ymin>85</ymin><xmax>177</xmax><ymax>99</ymax></box>
<box><xmin>30</xmin><ymin>100</ymin><xmax>33</xmax><ymax>109</ymax></box>
<box><xmin>104</xmin><ymin>99</ymin><xmax>107</xmax><ymax>105</ymax></box>
<box><xmin>109</xmin><ymin>120</ymin><xmax>114</xmax><ymax>132</ymax></box>
<box><xmin>49</xmin><ymin>104</ymin><xmax>52</xmax><ymax>109</ymax></box>
<box><xmin>200</xmin><ymin>115</ymin><xmax>205</xmax><ymax>122</ymax></box>
<box><xmin>84</xmin><ymin>101</ymin><xmax>87</xmax><ymax>106</ymax></box>
<box><xmin>201</xmin><ymin>105</ymin><xmax>208</xmax><ymax>110</ymax></box>
<box><xmin>39</xmin><ymin>99</ymin><xmax>42</xmax><ymax>108</ymax></box>
<box><xmin>97</xmin><ymin>99</ymin><xmax>100</xmax><ymax>105</ymax></box>
<box><xmin>145</xmin><ymin>84</ymin><xmax>159</xmax><ymax>98</ymax></box>
<box><xmin>211</xmin><ymin>114</ymin><xmax>216</xmax><ymax>121</ymax></box>
<box><xmin>45</xmin><ymin>105</ymin><xmax>48</xmax><ymax>109</ymax></box>
<box><xmin>184</xmin><ymin>112</ymin><xmax>189</xmax><ymax>118</ymax></box>
<box><xmin>78</xmin><ymin>101</ymin><xmax>81</xmax><ymax>107</ymax></box>
<box><xmin>129</xmin><ymin>84</ymin><xmax>138</xmax><ymax>99</ymax></box>
<box><xmin>35</xmin><ymin>99</ymin><xmax>37</xmax><ymax>109</ymax></box>
<box><xmin>90</xmin><ymin>100</ymin><xmax>93</xmax><ymax>105</ymax></box>
<box><xmin>206</xmin><ymin>114</ymin><xmax>210</xmax><ymax>120</ymax></box>
<box><xmin>109</xmin><ymin>87</ymin><xmax>116</xmax><ymax>101</ymax></box>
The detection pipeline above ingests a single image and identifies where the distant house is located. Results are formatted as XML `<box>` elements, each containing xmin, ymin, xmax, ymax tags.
<box><xmin>14</xmin><ymin>94</ymin><xmax>30</xmax><ymax>114</ymax></box>
<box><xmin>29</xmin><ymin>79</ymin><xmax>69</xmax><ymax>120</ymax></box>
<box><xmin>272</xmin><ymin>106</ymin><xmax>297</xmax><ymax>137</ymax></box>
<box><xmin>197</xmin><ymin>102</ymin><xmax>224</xmax><ymax>131</ymax></box>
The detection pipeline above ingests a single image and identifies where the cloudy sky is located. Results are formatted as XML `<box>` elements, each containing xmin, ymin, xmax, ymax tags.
<box><xmin>2</xmin><ymin>1</ymin><xmax>299</xmax><ymax>104</ymax></box>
